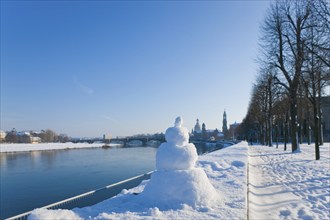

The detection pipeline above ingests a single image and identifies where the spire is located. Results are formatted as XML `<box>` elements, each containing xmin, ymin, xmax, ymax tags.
<box><xmin>222</xmin><ymin>110</ymin><xmax>228</xmax><ymax>133</ymax></box>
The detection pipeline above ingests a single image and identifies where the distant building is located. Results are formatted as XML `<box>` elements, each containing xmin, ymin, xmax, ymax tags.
<box><xmin>0</xmin><ymin>130</ymin><xmax>6</xmax><ymax>142</ymax></box>
<box><xmin>192</xmin><ymin>120</ymin><xmax>224</xmax><ymax>141</ymax></box>
<box><xmin>31</xmin><ymin>136</ymin><xmax>42</xmax><ymax>144</ymax></box>
<box><xmin>194</xmin><ymin>119</ymin><xmax>201</xmax><ymax>133</ymax></box>
<box><xmin>17</xmin><ymin>131</ymin><xmax>32</xmax><ymax>143</ymax></box>
<box><xmin>16</xmin><ymin>131</ymin><xmax>41</xmax><ymax>143</ymax></box>
<box><xmin>191</xmin><ymin>111</ymin><xmax>239</xmax><ymax>140</ymax></box>
<box><xmin>321</xmin><ymin>96</ymin><xmax>330</xmax><ymax>142</ymax></box>
<box><xmin>222</xmin><ymin>110</ymin><xmax>228</xmax><ymax>133</ymax></box>
<box><xmin>229</xmin><ymin>122</ymin><xmax>240</xmax><ymax>140</ymax></box>
<box><xmin>202</xmin><ymin>123</ymin><xmax>206</xmax><ymax>133</ymax></box>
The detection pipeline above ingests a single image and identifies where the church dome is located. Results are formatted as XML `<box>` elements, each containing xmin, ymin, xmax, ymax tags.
<box><xmin>194</xmin><ymin>119</ymin><xmax>201</xmax><ymax>132</ymax></box>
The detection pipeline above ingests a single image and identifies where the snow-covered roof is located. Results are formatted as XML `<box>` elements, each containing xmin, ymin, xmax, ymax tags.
<box><xmin>17</xmin><ymin>131</ymin><xmax>31</xmax><ymax>136</ymax></box>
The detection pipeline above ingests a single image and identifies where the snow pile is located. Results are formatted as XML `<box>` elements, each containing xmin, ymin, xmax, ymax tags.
<box><xmin>28</xmin><ymin>208</ymin><xmax>82</xmax><ymax>220</ymax></box>
<box><xmin>140</xmin><ymin>116</ymin><xmax>220</xmax><ymax>209</ymax></box>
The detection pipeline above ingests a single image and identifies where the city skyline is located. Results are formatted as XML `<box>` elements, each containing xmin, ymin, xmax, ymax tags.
<box><xmin>1</xmin><ymin>110</ymin><xmax>236</xmax><ymax>139</ymax></box>
<box><xmin>1</xmin><ymin>1</ymin><xmax>270</xmax><ymax>137</ymax></box>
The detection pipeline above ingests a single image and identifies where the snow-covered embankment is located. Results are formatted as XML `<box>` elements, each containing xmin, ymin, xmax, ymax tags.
<box><xmin>28</xmin><ymin>142</ymin><xmax>249</xmax><ymax>220</ymax></box>
<box><xmin>23</xmin><ymin>141</ymin><xmax>330</xmax><ymax>220</ymax></box>
<box><xmin>0</xmin><ymin>142</ymin><xmax>116</xmax><ymax>153</ymax></box>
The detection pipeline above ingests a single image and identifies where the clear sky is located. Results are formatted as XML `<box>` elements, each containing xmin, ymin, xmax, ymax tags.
<box><xmin>1</xmin><ymin>0</ymin><xmax>270</xmax><ymax>138</ymax></box>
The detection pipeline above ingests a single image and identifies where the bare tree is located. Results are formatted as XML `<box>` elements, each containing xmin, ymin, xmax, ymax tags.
<box><xmin>259</xmin><ymin>0</ymin><xmax>314</xmax><ymax>152</ymax></box>
<box><xmin>301</xmin><ymin>0</ymin><xmax>330</xmax><ymax>160</ymax></box>
<box><xmin>240</xmin><ymin>0</ymin><xmax>329</xmax><ymax>159</ymax></box>
<box><xmin>5</xmin><ymin>129</ymin><xmax>18</xmax><ymax>143</ymax></box>
<box><xmin>41</xmin><ymin>129</ymin><xmax>57</xmax><ymax>142</ymax></box>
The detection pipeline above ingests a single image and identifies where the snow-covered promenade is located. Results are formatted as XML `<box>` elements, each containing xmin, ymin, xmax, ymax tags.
<box><xmin>249</xmin><ymin>143</ymin><xmax>330</xmax><ymax>220</ymax></box>
<box><xmin>27</xmin><ymin>142</ymin><xmax>330</xmax><ymax>220</ymax></box>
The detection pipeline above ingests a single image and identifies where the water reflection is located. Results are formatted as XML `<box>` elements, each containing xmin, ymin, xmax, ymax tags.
<box><xmin>0</xmin><ymin>150</ymin><xmax>58</xmax><ymax>170</ymax></box>
<box><xmin>0</xmin><ymin>147</ymin><xmax>157</xmax><ymax>219</ymax></box>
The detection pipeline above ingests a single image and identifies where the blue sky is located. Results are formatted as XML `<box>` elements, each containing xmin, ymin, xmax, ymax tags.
<box><xmin>1</xmin><ymin>0</ymin><xmax>270</xmax><ymax>137</ymax></box>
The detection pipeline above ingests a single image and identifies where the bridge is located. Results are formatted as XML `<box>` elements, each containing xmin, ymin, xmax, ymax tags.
<box><xmin>71</xmin><ymin>135</ymin><xmax>237</xmax><ymax>148</ymax></box>
<box><xmin>70</xmin><ymin>136</ymin><xmax>165</xmax><ymax>146</ymax></box>
<box><xmin>110</xmin><ymin>136</ymin><xmax>165</xmax><ymax>147</ymax></box>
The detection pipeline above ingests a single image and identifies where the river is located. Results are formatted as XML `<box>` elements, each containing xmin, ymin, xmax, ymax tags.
<box><xmin>0</xmin><ymin>146</ymin><xmax>158</xmax><ymax>219</ymax></box>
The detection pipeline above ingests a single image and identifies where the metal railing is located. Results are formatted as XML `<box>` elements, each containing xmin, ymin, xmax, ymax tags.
<box><xmin>6</xmin><ymin>171</ymin><xmax>153</xmax><ymax>220</ymax></box>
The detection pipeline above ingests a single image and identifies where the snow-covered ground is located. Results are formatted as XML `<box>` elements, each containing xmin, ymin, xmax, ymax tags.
<box><xmin>249</xmin><ymin>143</ymin><xmax>330</xmax><ymax>220</ymax></box>
<box><xmin>0</xmin><ymin>142</ymin><xmax>121</xmax><ymax>153</ymax></box>
<box><xmin>26</xmin><ymin>142</ymin><xmax>330</xmax><ymax>220</ymax></box>
<box><xmin>28</xmin><ymin>142</ymin><xmax>248</xmax><ymax>220</ymax></box>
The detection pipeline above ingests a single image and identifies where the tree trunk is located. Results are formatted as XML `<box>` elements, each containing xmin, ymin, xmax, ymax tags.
<box><xmin>300</xmin><ymin>123</ymin><xmax>303</xmax><ymax>144</ymax></box>
<box><xmin>307</xmin><ymin>111</ymin><xmax>311</xmax><ymax>145</ymax></box>
<box><xmin>290</xmin><ymin>92</ymin><xmax>299</xmax><ymax>152</ymax></box>
<box><xmin>313</xmin><ymin>103</ymin><xmax>320</xmax><ymax>160</ymax></box>
<box><xmin>284</xmin><ymin>113</ymin><xmax>288</xmax><ymax>151</ymax></box>
<box><xmin>276</xmin><ymin>124</ymin><xmax>279</xmax><ymax>148</ymax></box>
<box><xmin>260</xmin><ymin>127</ymin><xmax>264</xmax><ymax>145</ymax></box>
<box><xmin>264</xmin><ymin>123</ymin><xmax>267</xmax><ymax>145</ymax></box>
<box><xmin>298</xmin><ymin>123</ymin><xmax>302</xmax><ymax>144</ymax></box>
<box><xmin>268</xmin><ymin>75</ymin><xmax>273</xmax><ymax>147</ymax></box>
<box><xmin>308</xmin><ymin>125</ymin><xmax>312</xmax><ymax>145</ymax></box>
<box><xmin>318</xmin><ymin>104</ymin><xmax>323</xmax><ymax>146</ymax></box>
<box><xmin>318</xmin><ymin>76</ymin><xmax>323</xmax><ymax>146</ymax></box>
<box><xmin>268</xmin><ymin>119</ymin><xmax>273</xmax><ymax>147</ymax></box>
<box><xmin>320</xmin><ymin>124</ymin><xmax>324</xmax><ymax>146</ymax></box>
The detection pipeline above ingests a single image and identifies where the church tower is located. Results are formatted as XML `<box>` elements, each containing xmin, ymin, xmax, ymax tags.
<box><xmin>222</xmin><ymin>110</ymin><xmax>228</xmax><ymax>133</ymax></box>
<box><xmin>194</xmin><ymin>119</ymin><xmax>201</xmax><ymax>132</ymax></box>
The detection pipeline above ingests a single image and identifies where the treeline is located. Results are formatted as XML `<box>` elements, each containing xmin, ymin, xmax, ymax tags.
<box><xmin>238</xmin><ymin>0</ymin><xmax>330</xmax><ymax>160</ymax></box>
<box><xmin>3</xmin><ymin>129</ymin><xmax>70</xmax><ymax>143</ymax></box>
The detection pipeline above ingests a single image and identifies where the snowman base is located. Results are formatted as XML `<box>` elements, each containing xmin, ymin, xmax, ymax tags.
<box><xmin>140</xmin><ymin>168</ymin><xmax>220</xmax><ymax>210</ymax></box>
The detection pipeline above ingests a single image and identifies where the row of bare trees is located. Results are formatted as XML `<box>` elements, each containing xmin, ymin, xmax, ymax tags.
<box><xmin>238</xmin><ymin>0</ymin><xmax>330</xmax><ymax>160</ymax></box>
<box><xmin>4</xmin><ymin>128</ymin><xmax>70</xmax><ymax>143</ymax></box>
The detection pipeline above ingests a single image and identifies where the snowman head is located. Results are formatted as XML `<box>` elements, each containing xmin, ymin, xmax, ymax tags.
<box><xmin>165</xmin><ymin>116</ymin><xmax>189</xmax><ymax>146</ymax></box>
<box><xmin>174</xmin><ymin>116</ymin><xmax>183</xmax><ymax>127</ymax></box>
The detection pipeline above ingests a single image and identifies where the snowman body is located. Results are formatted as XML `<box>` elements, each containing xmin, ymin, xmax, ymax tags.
<box><xmin>140</xmin><ymin>117</ymin><xmax>220</xmax><ymax>209</ymax></box>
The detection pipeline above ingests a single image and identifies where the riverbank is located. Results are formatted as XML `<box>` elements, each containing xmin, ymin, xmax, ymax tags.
<box><xmin>28</xmin><ymin>142</ymin><xmax>330</xmax><ymax>220</ymax></box>
<box><xmin>0</xmin><ymin>142</ymin><xmax>122</xmax><ymax>153</ymax></box>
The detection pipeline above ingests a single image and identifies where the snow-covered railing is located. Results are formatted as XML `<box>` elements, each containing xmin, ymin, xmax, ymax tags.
<box><xmin>6</xmin><ymin>171</ymin><xmax>154</xmax><ymax>220</ymax></box>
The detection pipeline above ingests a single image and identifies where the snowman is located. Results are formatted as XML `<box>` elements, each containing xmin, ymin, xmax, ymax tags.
<box><xmin>140</xmin><ymin>117</ymin><xmax>220</xmax><ymax>209</ymax></box>
<box><xmin>156</xmin><ymin>116</ymin><xmax>198</xmax><ymax>171</ymax></box>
